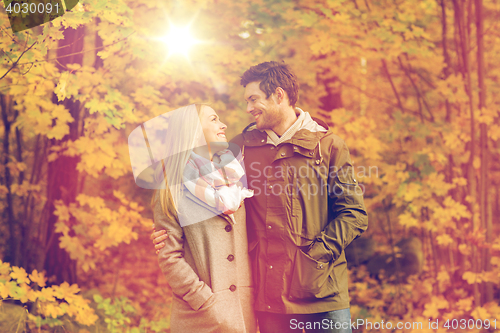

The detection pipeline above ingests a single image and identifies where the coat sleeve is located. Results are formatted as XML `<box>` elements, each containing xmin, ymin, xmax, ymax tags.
<box><xmin>153</xmin><ymin>194</ymin><xmax>213</xmax><ymax>310</ymax></box>
<box><xmin>307</xmin><ymin>139</ymin><xmax>368</xmax><ymax>263</ymax></box>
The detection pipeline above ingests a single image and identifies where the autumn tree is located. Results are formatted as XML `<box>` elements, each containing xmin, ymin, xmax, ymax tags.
<box><xmin>1</xmin><ymin>0</ymin><xmax>500</xmax><ymax>331</ymax></box>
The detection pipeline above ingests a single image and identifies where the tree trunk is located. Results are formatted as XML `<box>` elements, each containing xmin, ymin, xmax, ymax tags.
<box><xmin>42</xmin><ymin>27</ymin><xmax>85</xmax><ymax>285</ymax></box>
<box><xmin>1</xmin><ymin>94</ymin><xmax>20</xmax><ymax>267</ymax></box>
<box><xmin>475</xmin><ymin>0</ymin><xmax>492</xmax><ymax>303</ymax></box>
<box><xmin>452</xmin><ymin>0</ymin><xmax>481</xmax><ymax>307</ymax></box>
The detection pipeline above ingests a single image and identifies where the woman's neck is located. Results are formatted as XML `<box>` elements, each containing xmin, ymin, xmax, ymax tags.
<box><xmin>193</xmin><ymin>146</ymin><xmax>213</xmax><ymax>161</ymax></box>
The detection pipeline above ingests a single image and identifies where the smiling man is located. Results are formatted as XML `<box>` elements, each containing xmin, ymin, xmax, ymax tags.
<box><xmin>230</xmin><ymin>61</ymin><xmax>368</xmax><ymax>333</ymax></box>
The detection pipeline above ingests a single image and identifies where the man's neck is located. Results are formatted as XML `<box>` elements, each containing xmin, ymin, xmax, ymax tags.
<box><xmin>272</xmin><ymin>106</ymin><xmax>298</xmax><ymax>137</ymax></box>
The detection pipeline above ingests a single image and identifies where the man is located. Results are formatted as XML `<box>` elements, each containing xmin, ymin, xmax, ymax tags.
<box><xmin>152</xmin><ymin>61</ymin><xmax>368</xmax><ymax>332</ymax></box>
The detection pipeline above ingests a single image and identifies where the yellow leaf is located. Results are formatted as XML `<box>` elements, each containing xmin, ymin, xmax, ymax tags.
<box><xmin>477</xmin><ymin>108</ymin><xmax>499</xmax><ymax>125</ymax></box>
<box><xmin>398</xmin><ymin>211</ymin><xmax>419</xmax><ymax>228</ymax></box>
<box><xmin>10</xmin><ymin>266</ymin><xmax>30</xmax><ymax>284</ymax></box>
<box><xmin>489</xmin><ymin>124</ymin><xmax>500</xmax><ymax>140</ymax></box>
<box><xmin>462</xmin><ymin>271</ymin><xmax>479</xmax><ymax>284</ymax></box>
<box><xmin>38</xmin><ymin>287</ymin><xmax>56</xmax><ymax>302</ymax></box>
<box><xmin>29</xmin><ymin>269</ymin><xmax>46</xmax><ymax>287</ymax></box>
<box><xmin>55</xmin><ymin>72</ymin><xmax>69</xmax><ymax>102</ymax></box>
<box><xmin>0</xmin><ymin>281</ymin><xmax>16</xmax><ymax>298</ymax></box>
<box><xmin>54</xmin><ymin>202</ymin><xmax>71</xmax><ymax>222</ymax></box>
<box><xmin>423</xmin><ymin>296</ymin><xmax>449</xmax><ymax>318</ymax></box>
<box><xmin>436</xmin><ymin>234</ymin><xmax>453</xmax><ymax>246</ymax></box>
<box><xmin>458</xmin><ymin>244</ymin><xmax>471</xmax><ymax>255</ymax></box>
<box><xmin>18</xmin><ymin>283</ymin><xmax>30</xmax><ymax>303</ymax></box>
<box><xmin>452</xmin><ymin>177</ymin><xmax>467</xmax><ymax>186</ymax></box>
<box><xmin>491</xmin><ymin>257</ymin><xmax>500</xmax><ymax>267</ymax></box>
<box><xmin>456</xmin><ymin>297</ymin><xmax>473</xmax><ymax>312</ymax></box>
<box><xmin>47</xmin><ymin>152</ymin><xmax>59</xmax><ymax>162</ymax></box>
<box><xmin>53</xmin><ymin>282</ymin><xmax>80</xmax><ymax>301</ymax></box>
<box><xmin>0</xmin><ymin>261</ymin><xmax>10</xmax><ymax>278</ymax></box>
<box><xmin>473</xmin><ymin>156</ymin><xmax>481</xmax><ymax>169</ymax></box>
<box><xmin>472</xmin><ymin>306</ymin><xmax>491</xmax><ymax>320</ymax></box>
<box><xmin>43</xmin><ymin>302</ymin><xmax>65</xmax><ymax>318</ymax></box>
<box><xmin>0</xmin><ymin>185</ymin><xmax>8</xmax><ymax>198</ymax></box>
<box><xmin>437</xmin><ymin>270</ymin><xmax>450</xmax><ymax>285</ymax></box>
<box><xmin>403</xmin><ymin>183</ymin><xmax>421</xmax><ymax>202</ymax></box>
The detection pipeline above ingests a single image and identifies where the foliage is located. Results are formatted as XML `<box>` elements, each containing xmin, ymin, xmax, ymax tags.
<box><xmin>0</xmin><ymin>260</ymin><xmax>98</xmax><ymax>328</ymax></box>
<box><xmin>1</xmin><ymin>0</ymin><xmax>499</xmax><ymax>331</ymax></box>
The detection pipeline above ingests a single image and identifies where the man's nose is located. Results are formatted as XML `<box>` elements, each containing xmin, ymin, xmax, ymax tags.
<box><xmin>246</xmin><ymin>103</ymin><xmax>253</xmax><ymax>113</ymax></box>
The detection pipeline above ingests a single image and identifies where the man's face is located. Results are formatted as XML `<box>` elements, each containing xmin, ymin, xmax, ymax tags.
<box><xmin>244</xmin><ymin>81</ymin><xmax>283</xmax><ymax>131</ymax></box>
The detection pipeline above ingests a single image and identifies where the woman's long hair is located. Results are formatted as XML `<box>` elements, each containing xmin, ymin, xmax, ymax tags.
<box><xmin>152</xmin><ymin>104</ymin><xmax>204</xmax><ymax>220</ymax></box>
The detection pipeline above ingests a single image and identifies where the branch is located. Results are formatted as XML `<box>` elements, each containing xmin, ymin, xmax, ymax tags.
<box><xmin>17</xmin><ymin>31</ymin><xmax>135</xmax><ymax>66</ymax></box>
<box><xmin>337</xmin><ymin>78</ymin><xmax>432</xmax><ymax>121</ymax></box>
<box><xmin>0</xmin><ymin>41</ymin><xmax>38</xmax><ymax>81</ymax></box>
<box><xmin>398</xmin><ymin>56</ymin><xmax>435</xmax><ymax>122</ymax></box>
<box><xmin>381</xmin><ymin>59</ymin><xmax>405</xmax><ymax>114</ymax></box>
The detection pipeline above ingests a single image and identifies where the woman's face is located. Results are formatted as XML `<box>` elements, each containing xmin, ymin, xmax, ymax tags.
<box><xmin>199</xmin><ymin>105</ymin><xmax>228</xmax><ymax>146</ymax></box>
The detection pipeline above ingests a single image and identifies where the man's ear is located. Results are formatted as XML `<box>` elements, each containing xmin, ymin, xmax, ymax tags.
<box><xmin>275</xmin><ymin>87</ymin><xmax>286</xmax><ymax>104</ymax></box>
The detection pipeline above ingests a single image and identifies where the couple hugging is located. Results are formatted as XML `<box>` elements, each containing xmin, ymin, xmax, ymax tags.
<box><xmin>130</xmin><ymin>61</ymin><xmax>368</xmax><ymax>333</ymax></box>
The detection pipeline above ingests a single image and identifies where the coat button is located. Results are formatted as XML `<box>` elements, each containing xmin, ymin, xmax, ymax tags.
<box><xmin>267</xmin><ymin>305</ymin><xmax>271</xmax><ymax>309</ymax></box>
<box><xmin>281</xmin><ymin>152</ymin><xmax>285</xmax><ymax>156</ymax></box>
<box><xmin>261</xmin><ymin>139</ymin><xmax>265</xmax><ymax>142</ymax></box>
<box><xmin>267</xmin><ymin>225</ymin><xmax>272</xmax><ymax>229</ymax></box>
<box><xmin>269</xmin><ymin>265</ymin><xmax>273</xmax><ymax>269</ymax></box>
<box><xmin>225</xmin><ymin>225</ymin><xmax>232</xmax><ymax>232</ymax></box>
<box><xmin>309</xmin><ymin>152</ymin><xmax>313</xmax><ymax>155</ymax></box>
<box><xmin>227</xmin><ymin>254</ymin><xmax>235</xmax><ymax>262</ymax></box>
<box><xmin>230</xmin><ymin>285</ymin><xmax>237</xmax><ymax>292</ymax></box>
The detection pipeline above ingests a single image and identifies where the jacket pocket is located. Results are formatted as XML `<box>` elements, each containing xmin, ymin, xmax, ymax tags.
<box><xmin>334</xmin><ymin>166</ymin><xmax>364</xmax><ymax>207</ymax></box>
<box><xmin>289</xmin><ymin>248</ymin><xmax>339</xmax><ymax>300</ymax></box>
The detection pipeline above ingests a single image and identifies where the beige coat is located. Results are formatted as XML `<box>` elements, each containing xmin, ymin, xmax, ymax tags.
<box><xmin>153</xmin><ymin>188</ymin><xmax>257</xmax><ymax>333</ymax></box>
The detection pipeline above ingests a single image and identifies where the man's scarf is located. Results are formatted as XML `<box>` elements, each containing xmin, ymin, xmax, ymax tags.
<box><xmin>183</xmin><ymin>149</ymin><xmax>253</xmax><ymax>222</ymax></box>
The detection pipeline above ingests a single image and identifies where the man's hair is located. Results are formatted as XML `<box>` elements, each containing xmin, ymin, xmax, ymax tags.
<box><xmin>240</xmin><ymin>61</ymin><xmax>299</xmax><ymax>107</ymax></box>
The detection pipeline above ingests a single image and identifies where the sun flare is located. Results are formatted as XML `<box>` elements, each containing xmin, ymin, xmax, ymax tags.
<box><xmin>162</xmin><ymin>23</ymin><xmax>199</xmax><ymax>58</ymax></box>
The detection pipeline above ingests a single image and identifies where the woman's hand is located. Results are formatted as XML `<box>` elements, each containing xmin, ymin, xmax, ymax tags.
<box><xmin>151</xmin><ymin>225</ymin><xmax>169</xmax><ymax>254</ymax></box>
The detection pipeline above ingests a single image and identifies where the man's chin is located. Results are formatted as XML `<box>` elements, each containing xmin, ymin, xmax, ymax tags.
<box><xmin>255</xmin><ymin>120</ymin><xmax>265</xmax><ymax>129</ymax></box>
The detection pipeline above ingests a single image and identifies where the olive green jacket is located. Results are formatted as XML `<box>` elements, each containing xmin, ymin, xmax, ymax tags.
<box><xmin>231</xmin><ymin>113</ymin><xmax>368</xmax><ymax>314</ymax></box>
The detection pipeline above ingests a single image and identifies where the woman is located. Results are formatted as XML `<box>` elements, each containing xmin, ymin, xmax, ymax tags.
<box><xmin>151</xmin><ymin>104</ymin><xmax>256</xmax><ymax>333</ymax></box>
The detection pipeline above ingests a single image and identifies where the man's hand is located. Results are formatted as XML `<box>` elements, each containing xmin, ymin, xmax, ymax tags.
<box><xmin>151</xmin><ymin>225</ymin><xmax>168</xmax><ymax>254</ymax></box>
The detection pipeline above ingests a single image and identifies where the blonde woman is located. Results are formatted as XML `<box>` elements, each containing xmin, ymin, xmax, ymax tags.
<box><xmin>149</xmin><ymin>104</ymin><xmax>256</xmax><ymax>333</ymax></box>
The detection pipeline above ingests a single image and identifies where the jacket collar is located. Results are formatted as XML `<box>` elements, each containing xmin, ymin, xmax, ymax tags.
<box><xmin>242</xmin><ymin>111</ymin><xmax>330</xmax><ymax>149</ymax></box>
